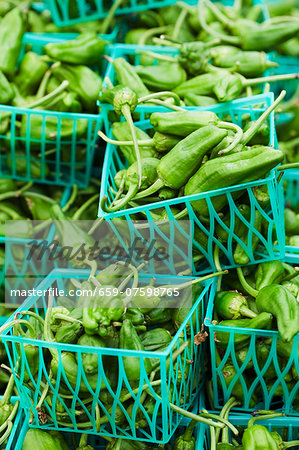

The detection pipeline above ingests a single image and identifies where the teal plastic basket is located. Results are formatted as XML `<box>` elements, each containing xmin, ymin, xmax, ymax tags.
<box><xmin>0</xmin><ymin>187</ymin><xmax>71</xmax><ymax>317</ymax></box>
<box><xmin>99</xmin><ymin>43</ymin><xmax>276</xmax><ymax>131</ymax></box>
<box><xmin>0</xmin><ymin>34</ymin><xmax>103</xmax><ymax>187</ymax></box>
<box><xmin>0</xmin><ymin>268</ymin><xmax>210</xmax><ymax>443</ymax></box>
<box><xmin>205</xmin><ymin>251</ymin><xmax>299</xmax><ymax>414</ymax></box>
<box><xmin>198</xmin><ymin>412</ymin><xmax>299</xmax><ymax>449</ymax></box>
<box><xmin>44</xmin><ymin>0</ymin><xmax>185</xmax><ymax>26</ymax></box>
<box><xmin>0</xmin><ymin>396</ymin><xmax>23</xmax><ymax>450</ymax></box>
<box><xmin>98</xmin><ymin>93</ymin><xmax>285</xmax><ymax>275</ymax></box>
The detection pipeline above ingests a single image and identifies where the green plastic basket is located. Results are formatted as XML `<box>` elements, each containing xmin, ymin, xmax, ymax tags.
<box><xmin>44</xmin><ymin>0</ymin><xmax>187</xmax><ymax>26</ymax></box>
<box><xmin>98</xmin><ymin>93</ymin><xmax>285</xmax><ymax>275</ymax></box>
<box><xmin>0</xmin><ymin>187</ymin><xmax>71</xmax><ymax>317</ymax></box>
<box><xmin>205</xmin><ymin>251</ymin><xmax>299</xmax><ymax>414</ymax></box>
<box><xmin>0</xmin><ymin>397</ymin><xmax>23</xmax><ymax>450</ymax></box>
<box><xmin>198</xmin><ymin>412</ymin><xmax>299</xmax><ymax>449</ymax></box>
<box><xmin>0</xmin><ymin>34</ymin><xmax>103</xmax><ymax>187</ymax></box>
<box><xmin>0</xmin><ymin>269</ymin><xmax>210</xmax><ymax>443</ymax></box>
<box><xmin>99</xmin><ymin>43</ymin><xmax>276</xmax><ymax>131</ymax></box>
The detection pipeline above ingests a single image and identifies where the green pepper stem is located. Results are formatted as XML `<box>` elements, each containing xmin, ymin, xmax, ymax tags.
<box><xmin>283</xmin><ymin>440</ymin><xmax>299</xmax><ymax>448</ymax></box>
<box><xmin>23</xmin><ymin>191</ymin><xmax>56</xmax><ymax>204</ymax></box>
<box><xmin>205</xmin><ymin>0</ymin><xmax>234</xmax><ymax>28</ymax></box>
<box><xmin>137</xmin><ymin>50</ymin><xmax>178</xmax><ymax>63</ymax></box>
<box><xmin>215</xmin><ymin>397</ymin><xmax>237</xmax><ymax>443</ymax></box>
<box><xmin>88</xmin><ymin>218</ymin><xmax>104</xmax><ymax>236</ymax></box>
<box><xmin>122</xmin><ymin>104</ymin><xmax>142</xmax><ymax>189</ymax></box>
<box><xmin>281</xmin><ymin>267</ymin><xmax>299</xmax><ymax>282</ymax></box>
<box><xmin>152</xmin><ymin>36</ymin><xmax>181</xmax><ymax>48</ymax></box>
<box><xmin>138</xmin><ymin>25</ymin><xmax>172</xmax><ymax>46</ymax></box>
<box><xmin>101</xmin><ymin>183</ymin><xmax>139</xmax><ymax>213</ymax></box>
<box><xmin>62</xmin><ymin>184</ymin><xmax>78</xmax><ymax>213</ymax></box>
<box><xmin>1</xmin><ymin>374</ymin><xmax>15</xmax><ymax>405</ymax></box>
<box><xmin>36</xmin><ymin>371</ymin><xmax>51</xmax><ymax>410</ymax></box>
<box><xmin>217</xmin><ymin>122</ymin><xmax>243</xmax><ymax>155</ymax></box>
<box><xmin>143</xmin><ymin>99</ymin><xmax>185</xmax><ymax>111</ymax></box>
<box><xmin>0</xmin><ymin>421</ymin><xmax>13</xmax><ymax>446</ymax></box>
<box><xmin>248</xmin><ymin>412</ymin><xmax>284</xmax><ymax>427</ymax></box>
<box><xmin>172</xmin><ymin>6</ymin><xmax>188</xmax><ymax>41</ymax></box>
<box><xmin>210</xmin><ymin>423</ymin><xmax>216</xmax><ymax>450</ymax></box>
<box><xmin>183</xmin><ymin>419</ymin><xmax>197</xmax><ymax>440</ymax></box>
<box><xmin>0</xmin><ymin>80</ymin><xmax>69</xmax><ymax>120</ymax></box>
<box><xmin>0</xmin><ymin>204</ymin><xmax>22</xmax><ymax>220</ymax></box>
<box><xmin>78</xmin><ymin>434</ymin><xmax>88</xmax><ymax>447</ymax></box>
<box><xmin>158</xmin><ymin>270</ymin><xmax>228</xmax><ymax>296</ymax></box>
<box><xmin>243</xmin><ymin>73</ymin><xmax>298</xmax><ymax>87</ymax></box>
<box><xmin>20</xmin><ymin>311</ymin><xmax>45</xmax><ymax>327</ymax></box>
<box><xmin>198</xmin><ymin>0</ymin><xmax>240</xmax><ymax>45</ymax></box>
<box><xmin>100</xmin><ymin>0</ymin><xmax>124</xmax><ymax>34</ymax></box>
<box><xmin>133</xmin><ymin>179</ymin><xmax>164</xmax><ymax>200</ymax></box>
<box><xmin>44</xmin><ymin>293</ymin><xmax>58</xmax><ymax>360</ymax></box>
<box><xmin>138</xmin><ymin>91</ymin><xmax>181</xmax><ymax>106</ymax></box>
<box><xmin>98</xmin><ymin>129</ymin><xmax>154</xmax><ymax>147</ymax></box>
<box><xmin>36</xmin><ymin>69</ymin><xmax>51</xmax><ymax>99</ymax></box>
<box><xmin>72</xmin><ymin>194</ymin><xmax>98</xmax><ymax>220</ymax></box>
<box><xmin>239</xmin><ymin>305</ymin><xmax>257</xmax><ymax>318</ymax></box>
<box><xmin>166</xmin><ymin>341</ymin><xmax>189</xmax><ymax>371</ymax></box>
<box><xmin>241</xmin><ymin>90</ymin><xmax>286</xmax><ymax>145</ymax></box>
<box><xmin>222</xmin><ymin>400</ymin><xmax>239</xmax><ymax>443</ymax></box>
<box><xmin>277</xmin><ymin>162</ymin><xmax>299</xmax><ymax>171</ymax></box>
<box><xmin>237</xmin><ymin>267</ymin><xmax>258</xmax><ymax>298</ymax></box>
<box><xmin>0</xmin><ymin>181</ymin><xmax>32</xmax><ymax>203</ymax></box>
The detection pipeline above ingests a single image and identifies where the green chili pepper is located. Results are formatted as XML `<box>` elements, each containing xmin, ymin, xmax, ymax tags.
<box><xmin>112</xmin><ymin>57</ymin><xmax>149</xmax><ymax>98</ymax></box>
<box><xmin>0</xmin><ymin>70</ymin><xmax>14</xmax><ymax>104</ymax></box>
<box><xmin>135</xmin><ymin>62</ymin><xmax>187</xmax><ymax>91</ymax></box>
<box><xmin>143</xmin><ymin>307</ymin><xmax>173</xmax><ymax>325</ymax></box>
<box><xmin>215</xmin><ymin>204</ymin><xmax>251</xmax><ymax>244</ymax></box>
<box><xmin>15</xmin><ymin>52</ymin><xmax>48</xmax><ymax>97</ymax></box>
<box><xmin>256</xmin><ymin>284</ymin><xmax>299</xmax><ymax>342</ymax></box>
<box><xmin>133</xmin><ymin>125</ymin><xmax>228</xmax><ymax>198</ymax></box>
<box><xmin>45</xmin><ymin>32</ymin><xmax>107</xmax><ymax>65</ymax></box>
<box><xmin>215</xmin><ymin>312</ymin><xmax>273</xmax><ymax>347</ymax></box>
<box><xmin>242</xmin><ymin>423</ymin><xmax>280</xmax><ymax>449</ymax></box>
<box><xmin>215</xmin><ymin>291</ymin><xmax>257</xmax><ymax>320</ymax></box>
<box><xmin>141</xmin><ymin>328</ymin><xmax>172</xmax><ymax>351</ymax></box>
<box><xmin>120</xmin><ymin>319</ymin><xmax>152</xmax><ymax>381</ymax></box>
<box><xmin>219</xmin><ymin>361</ymin><xmax>257</xmax><ymax>406</ymax></box>
<box><xmin>51</xmin><ymin>63</ymin><xmax>102</xmax><ymax>113</ymax></box>
<box><xmin>255</xmin><ymin>261</ymin><xmax>285</xmax><ymax>290</ymax></box>
<box><xmin>152</xmin><ymin>132</ymin><xmax>180</xmax><ymax>153</ymax></box>
<box><xmin>81</xmin><ymin>282</ymin><xmax>124</xmax><ymax>335</ymax></box>
<box><xmin>122</xmin><ymin>308</ymin><xmax>145</xmax><ymax>325</ymax></box>
<box><xmin>101</xmin><ymin>157</ymin><xmax>159</xmax><ymax>213</ymax></box>
<box><xmin>0</xmin><ymin>7</ymin><xmax>24</xmax><ymax>76</ymax></box>
<box><xmin>211</xmin><ymin>46</ymin><xmax>278</xmax><ymax>77</ymax></box>
<box><xmin>174</xmin><ymin>420</ymin><xmax>196</xmax><ymax>450</ymax></box>
<box><xmin>185</xmin><ymin>147</ymin><xmax>284</xmax><ymax>216</ymax></box>
<box><xmin>284</xmin><ymin>208</ymin><xmax>299</xmax><ymax>236</ymax></box>
<box><xmin>76</xmin><ymin>334</ymin><xmax>106</xmax><ymax>375</ymax></box>
<box><xmin>112</xmin><ymin>122</ymin><xmax>157</xmax><ymax>164</ymax></box>
<box><xmin>184</xmin><ymin>93</ymin><xmax>218</xmax><ymax>107</ymax></box>
<box><xmin>55</xmin><ymin>321</ymin><xmax>82</xmax><ymax>344</ymax></box>
<box><xmin>22</xmin><ymin>429</ymin><xmax>69</xmax><ymax>450</ymax></box>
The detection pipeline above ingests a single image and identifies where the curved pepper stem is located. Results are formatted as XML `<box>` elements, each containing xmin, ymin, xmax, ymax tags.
<box><xmin>132</xmin><ymin>178</ymin><xmax>164</xmax><ymax>200</ymax></box>
<box><xmin>98</xmin><ymin>129</ymin><xmax>154</xmax><ymax>147</ymax></box>
<box><xmin>100</xmin><ymin>0</ymin><xmax>125</xmax><ymax>35</ymax></box>
<box><xmin>138</xmin><ymin>25</ymin><xmax>172</xmax><ymax>46</ymax></box>
<box><xmin>248</xmin><ymin>412</ymin><xmax>284</xmax><ymax>428</ymax></box>
<box><xmin>197</xmin><ymin>0</ymin><xmax>240</xmax><ymax>45</ymax></box>
<box><xmin>217</xmin><ymin>122</ymin><xmax>243</xmax><ymax>155</ymax></box>
<box><xmin>277</xmin><ymin>162</ymin><xmax>299</xmax><ymax>171</ymax></box>
<box><xmin>241</xmin><ymin>90</ymin><xmax>286</xmax><ymax>146</ymax></box>
<box><xmin>72</xmin><ymin>194</ymin><xmax>99</xmax><ymax>220</ymax></box>
<box><xmin>101</xmin><ymin>183</ymin><xmax>139</xmax><ymax>213</ymax></box>
<box><xmin>243</xmin><ymin>73</ymin><xmax>299</xmax><ymax>87</ymax></box>
<box><xmin>237</xmin><ymin>267</ymin><xmax>258</xmax><ymax>298</ymax></box>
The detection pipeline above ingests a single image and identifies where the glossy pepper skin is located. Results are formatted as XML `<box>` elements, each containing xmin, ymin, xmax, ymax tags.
<box><xmin>215</xmin><ymin>312</ymin><xmax>273</xmax><ymax>347</ymax></box>
<box><xmin>113</xmin><ymin>57</ymin><xmax>149</xmax><ymax>98</ymax></box>
<box><xmin>256</xmin><ymin>284</ymin><xmax>299</xmax><ymax>342</ymax></box>
<box><xmin>157</xmin><ymin>126</ymin><xmax>228</xmax><ymax>190</ymax></box>
<box><xmin>45</xmin><ymin>32</ymin><xmax>107</xmax><ymax>65</ymax></box>
<box><xmin>254</xmin><ymin>261</ymin><xmax>285</xmax><ymax>290</ymax></box>
<box><xmin>0</xmin><ymin>8</ymin><xmax>24</xmax><ymax>76</ymax></box>
<box><xmin>22</xmin><ymin>429</ymin><xmax>69</xmax><ymax>450</ymax></box>
<box><xmin>15</xmin><ymin>52</ymin><xmax>48</xmax><ymax>96</ymax></box>
<box><xmin>77</xmin><ymin>334</ymin><xmax>106</xmax><ymax>375</ymax></box>
<box><xmin>185</xmin><ymin>147</ymin><xmax>284</xmax><ymax>216</ymax></box>
<box><xmin>135</xmin><ymin>62</ymin><xmax>187</xmax><ymax>91</ymax></box>
<box><xmin>242</xmin><ymin>424</ymin><xmax>280</xmax><ymax>449</ymax></box>
<box><xmin>233</xmin><ymin>209</ymin><xmax>263</xmax><ymax>265</ymax></box>
<box><xmin>150</xmin><ymin>110</ymin><xmax>219</xmax><ymax>136</ymax></box>
<box><xmin>112</xmin><ymin>122</ymin><xmax>157</xmax><ymax>164</ymax></box>
<box><xmin>120</xmin><ymin>319</ymin><xmax>152</xmax><ymax>381</ymax></box>
<box><xmin>0</xmin><ymin>70</ymin><xmax>14</xmax><ymax>104</ymax></box>
<box><xmin>52</xmin><ymin>63</ymin><xmax>102</xmax><ymax>113</ymax></box>
<box><xmin>81</xmin><ymin>282</ymin><xmax>124</xmax><ymax>336</ymax></box>
<box><xmin>215</xmin><ymin>291</ymin><xmax>257</xmax><ymax>320</ymax></box>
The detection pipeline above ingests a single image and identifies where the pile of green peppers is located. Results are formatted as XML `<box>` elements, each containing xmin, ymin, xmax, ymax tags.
<box><xmin>0</xmin><ymin>261</ymin><xmax>227</xmax><ymax>434</ymax></box>
<box><xmin>211</xmin><ymin>260</ymin><xmax>299</xmax><ymax>410</ymax></box>
<box><xmin>125</xmin><ymin>0</ymin><xmax>299</xmax><ymax>57</ymax></box>
<box><xmin>204</xmin><ymin>399</ymin><xmax>299</xmax><ymax>449</ymax></box>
